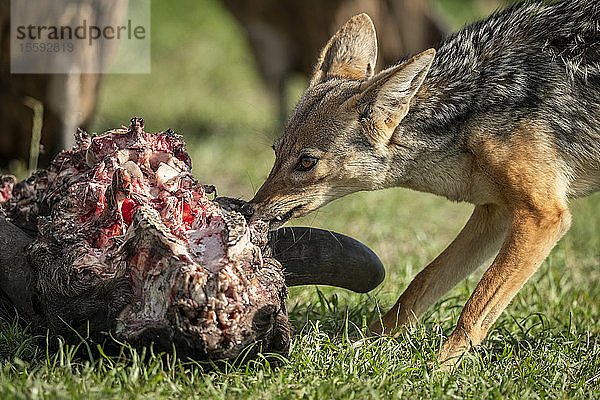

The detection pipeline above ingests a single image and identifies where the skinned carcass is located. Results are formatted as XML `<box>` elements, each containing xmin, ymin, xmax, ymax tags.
<box><xmin>0</xmin><ymin>118</ymin><xmax>384</xmax><ymax>361</ymax></box>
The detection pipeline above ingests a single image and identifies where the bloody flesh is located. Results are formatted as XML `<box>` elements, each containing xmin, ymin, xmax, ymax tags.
<box><xmin>0</xmin><ymin>118</ymin><xmax>289</xmax><ymax>360</ymax></box>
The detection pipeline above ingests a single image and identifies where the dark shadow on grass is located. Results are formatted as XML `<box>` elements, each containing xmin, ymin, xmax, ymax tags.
<box><xmin>287</xmin><ymin>287</ymin><xmax>382</xmax><ymax>339</ymax></box>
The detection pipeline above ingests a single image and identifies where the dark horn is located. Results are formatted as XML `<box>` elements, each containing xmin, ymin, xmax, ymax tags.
<box><xmin>269</xmin><ymin>227</ymin><xmax>385</xmax><ymax>293</ymax></box>
<box><xmin>0</xmin><ymin>216</ymin><xmax>37</xmax><ymax>319</ymax></box>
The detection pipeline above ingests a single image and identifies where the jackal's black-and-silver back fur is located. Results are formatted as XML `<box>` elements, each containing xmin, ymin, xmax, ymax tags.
<box><xmin>251</xmin><ymin>0</ymin><xmax>600</xmax><ymax>365</ymax></box>
<box><xmin>408</xmin><ymin>0</ymin><xmax>600</xmax><ymax>179</ymax></box>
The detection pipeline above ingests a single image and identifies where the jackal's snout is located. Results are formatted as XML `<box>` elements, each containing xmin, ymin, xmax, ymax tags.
<box><xmin>250</xmin><ymin>179</ymin><xmax>307</xmax><ymax>229</ymax></box>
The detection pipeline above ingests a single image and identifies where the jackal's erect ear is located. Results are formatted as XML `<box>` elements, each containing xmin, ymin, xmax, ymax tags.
<box><xmin>355</xmin><ymin>49</ymin><xmax>435</xmax><ymax>144</ymax></box>
<box><xmin>310</xmin><ymin>13</ymin><xmax>378</xmax><ymax>85</ymax></box>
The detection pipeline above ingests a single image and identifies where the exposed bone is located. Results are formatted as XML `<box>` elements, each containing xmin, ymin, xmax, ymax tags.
<box><xmin>155</xmin><ymin>162</ymin><xmax>180</xmax><ymax>190</ymax></box>
<box><xmin>120</xmin><ymin>160</ymin><xmax>144</xmax><ymax>180</ymax></box>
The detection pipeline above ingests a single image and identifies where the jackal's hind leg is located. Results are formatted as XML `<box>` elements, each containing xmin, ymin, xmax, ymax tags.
<box><xmin>370</xmin><ymin>203</ymin><xmax>509</xmax><ymax>335</ymax></box>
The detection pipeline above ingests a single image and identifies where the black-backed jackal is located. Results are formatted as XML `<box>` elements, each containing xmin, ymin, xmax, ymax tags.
<box><xmin>251</xmin><ymin>0</ymin><xmax>600</xmax><ymax>367</ymax></box>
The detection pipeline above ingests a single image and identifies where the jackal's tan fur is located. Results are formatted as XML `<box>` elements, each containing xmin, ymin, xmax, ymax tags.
<box><xmin>251</xmin><ymin>0</ymin><xmax>600</xmax><ymax>367</ymax></box>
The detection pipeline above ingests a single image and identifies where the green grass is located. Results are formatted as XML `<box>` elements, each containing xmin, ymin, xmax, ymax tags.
<box><xmin>2</xmin><ymin>0</ymin><xmax>600</xmax><ymax>398</ymax></box>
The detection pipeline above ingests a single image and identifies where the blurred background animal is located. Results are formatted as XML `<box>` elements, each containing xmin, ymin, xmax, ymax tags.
<box><xmin>222</xmin><ymin>0</ymin><xmax>447</xmax><ymax>123</ymax></box>
<box><xmin>0</xmin><ymin>0</ymin><xmax>126</xmax><ymax>170</ymax></box>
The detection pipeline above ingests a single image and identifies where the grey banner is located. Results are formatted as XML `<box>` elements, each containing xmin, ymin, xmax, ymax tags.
<box><xmin>11</xmin><ymin>0</ymin><xmax>150</xmax><ymax>74</ymax></box>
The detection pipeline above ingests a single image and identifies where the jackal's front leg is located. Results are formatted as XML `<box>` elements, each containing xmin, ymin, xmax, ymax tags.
<box><xmin>437</xmin><ymin>203</ymin><xmax>571</xmax><ymax>367</ymax></box>
<box><xmin>370</xmin><ymin>203</ymin><xmax>509</xmax><ymax>335</ymax></box>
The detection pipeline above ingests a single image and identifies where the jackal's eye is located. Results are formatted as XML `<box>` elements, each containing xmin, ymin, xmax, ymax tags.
<box><xmin>296</xmin><ymin>156</ymin><xmax>318</xmax><ymax>172</ymax></box>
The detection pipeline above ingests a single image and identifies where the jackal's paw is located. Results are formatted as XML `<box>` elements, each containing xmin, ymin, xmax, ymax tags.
<box><xmin>434</xmin><ymin>331</ymin><xmax>472</xmax><ymax>371</ymax></box>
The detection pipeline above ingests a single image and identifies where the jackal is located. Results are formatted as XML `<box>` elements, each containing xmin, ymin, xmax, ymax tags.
<box><xmin>250</xmin><ymin>0</ymin><xmax>600</xmax><ymax>366</ymax></box>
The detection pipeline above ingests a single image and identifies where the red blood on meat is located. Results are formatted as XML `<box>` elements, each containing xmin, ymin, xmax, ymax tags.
<box><xmin>79</xmin><ymin>190</ymin><xmax>105</xmax><ymax>223</ymax></box>
<box><xmin>95</xmin><ymin>222</ymin><xmax>123</xmax><ymax>248</ymax></box>
<box><xmin>182</xmin><ymin>202</ymin><xmax>194</xmax><ymax>229</ymax></box>
<box><xmin>121</xmin><ymin>199</ymin><xmax>137</xmax><ymax>225</ymax></box>
<box><xmin>131</xmin><ymin>180</ymin><xmax>146</xmax><ymax>195</ymax></box>
<box><xmin>0</xmin><ymin>178</ymin><xmax>14</xmax><ymax>202</ymax></box>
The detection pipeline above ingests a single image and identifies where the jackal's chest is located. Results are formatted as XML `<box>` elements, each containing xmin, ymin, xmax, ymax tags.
<box><xmin>402</xmin><ymin>152</ymin><xmax>501</xmax><ymax>206</ymax></box>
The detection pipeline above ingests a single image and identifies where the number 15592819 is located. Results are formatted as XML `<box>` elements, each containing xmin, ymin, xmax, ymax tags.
<box><xmin>19</xmin><ymin>42</ymin><xmax>74</xmax><ymax>53</ymax></box>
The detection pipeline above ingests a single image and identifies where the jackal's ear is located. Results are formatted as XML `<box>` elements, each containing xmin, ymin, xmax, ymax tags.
<box><xmin>310</xmin><ymin>13</ymin><xmax>378</xmax><ymax>85</ymax></box>
<box><xmin>355</xmin><ymin>48</ymin><xmax>435</xmax><ymax>144</ymax></box>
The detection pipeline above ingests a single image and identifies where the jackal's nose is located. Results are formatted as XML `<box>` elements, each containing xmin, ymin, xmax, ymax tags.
<box><xmin>240</xmin><ymin>202</ymin><xmax>254</xmax><ymax>217</ymax></box>
<box><xmin>247</xmin><ymin>204</ymin><xmax>269</xmax><ymax>225</ymax></box>
<box><xmin>248</xmin><ymin>196</ymin><xmax>268</xmax><ymax>219</ymax></box>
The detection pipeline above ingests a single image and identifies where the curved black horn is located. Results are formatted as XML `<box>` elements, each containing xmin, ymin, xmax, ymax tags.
<box><xmin>269</xmin><ymin>227</ymin><xmax>385</xmax><ymax>293</ymax></box>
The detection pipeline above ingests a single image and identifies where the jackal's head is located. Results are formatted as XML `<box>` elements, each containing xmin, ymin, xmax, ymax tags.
<box><xmin>251</xmin><ymin>13</ymin><xmax>435</xmax><ymax>227</ymax></box>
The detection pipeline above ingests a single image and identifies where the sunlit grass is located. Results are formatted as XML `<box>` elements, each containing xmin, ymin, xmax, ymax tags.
<box><xmin>2</xmin><ymin>0</ymin><xmax>599</xmax><ymax>398</ymax></box>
